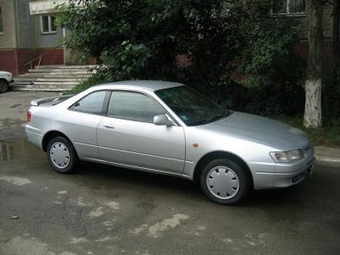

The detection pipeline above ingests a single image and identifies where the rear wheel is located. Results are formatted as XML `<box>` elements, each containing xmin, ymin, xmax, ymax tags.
<box><xmin>200</xmin><ymin>158</ymin><xmax>250</xmax><ymax>205</ymax></box>
<box><xmin>47</xmin><ymin>136</ymin><xmax>77</xmax><ymax>173</ymax></box>
<box><xmin>0</xmin><ymin>80</ymin><xmax>9</xmax><ymax>93</ymax></box>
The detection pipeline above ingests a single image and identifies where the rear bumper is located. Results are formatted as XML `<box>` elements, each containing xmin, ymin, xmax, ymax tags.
<box><xmin>25</xmin><ymin>125</ymin><xmax>43</xmax><ymax>149</ymax></box>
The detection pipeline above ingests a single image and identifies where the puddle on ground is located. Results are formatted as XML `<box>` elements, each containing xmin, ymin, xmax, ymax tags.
<box><xmin>0</xmin><ymin>138</ymin><xmax>45</xmax><ymax>162</ymax></box>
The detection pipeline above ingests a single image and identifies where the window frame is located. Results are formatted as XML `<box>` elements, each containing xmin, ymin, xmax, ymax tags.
<box><xmin>271</xmin><ymin>0</ymin><xmax>306</xmax><ymax>16</ymax></box>
<box><xmin>40</xmin><ymin>15</ymin><xmax>57</xmax><ymax>34</ymax></box>
<box><xmin>0</xmin><ymin>6</ymin><xmax>4</xmax><ymax>34</ymax></box>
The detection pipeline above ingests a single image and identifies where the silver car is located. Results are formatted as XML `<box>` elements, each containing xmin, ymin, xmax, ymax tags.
<box><xmin>25</xmin><ymin>80</ymin><xmax>315</xmax><ymax>204</ymax></box>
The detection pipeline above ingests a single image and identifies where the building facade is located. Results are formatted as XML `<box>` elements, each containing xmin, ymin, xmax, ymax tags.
<box><xmin>0</xmin><ymin>0</ymin><xmax>66</xmax><ymax>76</ymax></box>
<box><xmin>272</xmin><ymin>0</ymin><xmax>336</xmax><ymax>70</ymax></box>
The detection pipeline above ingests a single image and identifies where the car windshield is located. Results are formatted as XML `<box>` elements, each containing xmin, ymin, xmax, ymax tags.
<box><xmin>155</xmin><ymin>85</ymin><xmax>231</xmax><ymax>126</ymax></box>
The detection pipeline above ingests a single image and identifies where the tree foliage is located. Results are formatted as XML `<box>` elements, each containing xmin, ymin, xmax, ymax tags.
<box><xmin>58</xmin><ymin>0</ymin><xmax>232</xmax><ymax>85</ymax></box>
<box><xmin>58</xmin><ymin>0</ymin><xmax>303</xmax><ymax>115</ymax></box>
<box><xmin>241</xmin><ymin>17</ymin><xmax>305</xmax><ymax>115</ymax></box>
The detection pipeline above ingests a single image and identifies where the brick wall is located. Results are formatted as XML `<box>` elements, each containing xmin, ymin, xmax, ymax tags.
<box><xmin>0</xmin><ymin>48</ymin><xmax>64</xmax><ymax>76</ymax></box>
<box><xmin>0</xmin><ymin>51</ymin><xmax>18</xmax><ymax>76</ymax></box>
<box><xmin>17</xmin><ymin>48</ymin><xmax>64</xmax><ymax>74</ymax></box>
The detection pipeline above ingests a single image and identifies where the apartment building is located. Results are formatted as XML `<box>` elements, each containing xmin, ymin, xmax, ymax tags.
<box><xmin>0</xmin><ymin>0</ymin><xmax>68</xmax><ymax>76</ymax></box>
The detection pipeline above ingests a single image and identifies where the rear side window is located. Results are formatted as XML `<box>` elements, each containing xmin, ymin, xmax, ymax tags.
<box><xmin>70</xmin><ymin>91</ymin><xmax>108</xmax><ymax>115</ymax></box>
<box><xmin>108</xmin><ymin>91</ymin><xmax>165</xmax><ymax>122</ymax></box>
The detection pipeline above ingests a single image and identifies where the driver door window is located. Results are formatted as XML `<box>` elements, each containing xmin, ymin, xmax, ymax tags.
<box><xmin>108</xmin><ymin>91</ymin><xmax>165</xmax><ymax>122</ymax></box>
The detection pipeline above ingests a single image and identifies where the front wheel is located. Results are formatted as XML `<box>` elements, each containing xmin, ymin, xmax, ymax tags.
<box><xmin>200</xmin><ymin>158</ymin><xmax>251</xmax><ymax>205</ymax></box>
<box><xmin>0</xmin><ymin>80</ymin><xmax>9</xmax><ymax>93</ymax></box>
<box><xmin>47</xmin><ymin>136</ymin><xmax>78</xmax><ymax>173</ymax></box>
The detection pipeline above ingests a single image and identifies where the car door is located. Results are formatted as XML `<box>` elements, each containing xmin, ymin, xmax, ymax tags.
<box><xmin>96</xmin><ymin>90</ymin><xmax>186</xmax><ymax>174</ymax></box>
<box><xmin>63</xmin><ymin>90</ymin><xmax>109</xmax><ymax>159</ymax></box>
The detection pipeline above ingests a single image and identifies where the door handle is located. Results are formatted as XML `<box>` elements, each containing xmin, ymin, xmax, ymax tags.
<box><xmin>103</xmin><ymin>124</ymin><xmax>115</xmax><ymax>129</ymax></box>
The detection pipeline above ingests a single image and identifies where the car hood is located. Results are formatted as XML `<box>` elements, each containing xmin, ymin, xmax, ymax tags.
<box><xmin>0</xmin><ymin>71</ymin><xmax>11</xmax><ymax>76</ymax></box>
<box><xmin>204</xmin><ymin>112</ymin><xmax>310</xmax><ymax>150</ymax></box>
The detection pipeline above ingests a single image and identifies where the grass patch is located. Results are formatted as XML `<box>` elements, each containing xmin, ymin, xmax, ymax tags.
<box><xmin>272</xmin><ymin>115</ymin><xmax>340</xmax><ymax>147</ymax></box>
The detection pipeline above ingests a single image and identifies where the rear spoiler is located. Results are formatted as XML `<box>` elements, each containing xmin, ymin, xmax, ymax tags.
<box><xmin>30</xmin><ymin>94</ymin><xmax>74</xmax><ymax>106</ymax></box>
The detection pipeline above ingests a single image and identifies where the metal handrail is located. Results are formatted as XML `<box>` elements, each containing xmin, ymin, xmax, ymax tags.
<box><xmin>23</xmin><ymin>45</ymin><xmax>63</xmax><ymax>84</ymax></box>
<box><xmin>23</xmin><ymin>44</ymin><xmax>63</xmax><ymax>70</ymax></box>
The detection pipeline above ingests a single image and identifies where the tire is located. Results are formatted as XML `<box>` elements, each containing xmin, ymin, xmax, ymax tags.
<box><xmin>0</xmin><ymin>79</ymin><xmax>9</xmax><ymax>93</ymax></box>
<box><xmin>47</xmin><ymin>136</ymin><xmax>78</xmax><ymax>173</ymax></box>
<box><xmin>200</xmin><ymin>158</ymin><xmax>250</xmax><ymax>205</ymax></box>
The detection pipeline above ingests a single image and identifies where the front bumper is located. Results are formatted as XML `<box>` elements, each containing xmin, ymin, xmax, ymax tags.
<box><xmin>252</xmin><ymin>145</ymin><xmax>315</xmax><ymax>190</ymax></box>
<box><xmin>273</xmin><ymin>157</ymin><xmax>315</xmax><ymax>188</ymax></box>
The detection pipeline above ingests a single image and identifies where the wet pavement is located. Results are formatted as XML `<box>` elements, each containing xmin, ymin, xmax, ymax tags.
<box><xmin>1</xmin><ymin>91</ymin><xmax>340</xmax><ymax>254</ymax></box>
<box><xmin>0</xmin><ymin>91</ymin><xmax>59</xmax><ymax>130</ymax></box>
<box><xmin>1</xmin><ymin>137</ymin><xmax>340</xmax><ymax>255</ymax></box>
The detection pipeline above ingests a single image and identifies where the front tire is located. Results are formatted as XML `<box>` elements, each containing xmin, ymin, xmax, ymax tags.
<box><xmin>200</xmin><ymin>158</ymin><xmax>250</xmax><ymax>205</ymax></box>
<box><xmin>47</xmin><ymin>136</ymin><xmax>77</xmax><ymax>173</ymax></box>
<box><xmin>0</xmin><ymin>80</ymin><xmax>9</xmax><ymax>93</ymax></box>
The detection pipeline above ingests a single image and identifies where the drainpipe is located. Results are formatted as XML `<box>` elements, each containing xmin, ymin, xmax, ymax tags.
<box><xmin>63</xmin><ymin>28</ymin><xmax>66</xmax><ymax>65</ymax></box>
<box><xmin>13</xmin><ymin>0</ymin><xmax>19</xmax><ymax>75</ymax></box>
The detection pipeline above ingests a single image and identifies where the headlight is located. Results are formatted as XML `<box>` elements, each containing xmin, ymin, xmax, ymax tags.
<box><xmin>270</xmin><ymin>149</ymin><xmax>304</xmax><ymax>163</ymax></box>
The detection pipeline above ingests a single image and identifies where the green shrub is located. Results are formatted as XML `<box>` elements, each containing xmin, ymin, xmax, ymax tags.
<box><xmin>240</xmin><ymin>17</ymin><xmax>305</xmax><ymax>116</ymax></box>
<box><xmin>68</xmin><ymin>73</ymin><xmax>110</xmax><ymax>94</ymax></box>
<box><xmin>323</xmin><ymin>67</ymin><xmax>340</xmax><ymax>119</ymax></box>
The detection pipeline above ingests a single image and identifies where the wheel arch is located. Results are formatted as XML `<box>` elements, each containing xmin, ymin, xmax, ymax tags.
<box><xmin>42</xmin><ymin>131</ymin><xmax>73</xmax><ymax>152</ymax></box>
<box><xmin>193</xmin><ymin>151</ymin><xmax>254</xmax><ymax>187</ymax></box>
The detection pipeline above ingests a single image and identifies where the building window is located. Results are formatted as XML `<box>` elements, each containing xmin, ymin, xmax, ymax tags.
<box><xmin>272</xmin><ymin>0</ymin><xmax>306</xmax><ymax>15</ymax></box>
<box><xmin>41</xmin><ymin>15</ymin><xmax>57</xmax><ymax>34</ymax></box>
<box><xmin>0</xmin><ymin>7</ymin><xmax>4</xmax><ymax>34</ymax></box>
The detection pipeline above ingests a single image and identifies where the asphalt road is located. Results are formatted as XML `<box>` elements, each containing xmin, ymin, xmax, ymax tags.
<box><xmin>0</xmin><ymin>91</ymin><xmax>339</xmax><ymax>255</ymax></box>
<box><xmin>0</xmin><ymin>137</ymin><xmax>339</xmax><ymax>255</ymax></box>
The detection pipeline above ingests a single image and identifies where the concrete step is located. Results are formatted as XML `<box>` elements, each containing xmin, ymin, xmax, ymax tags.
<box><xmin>14</xmin><ymin>73</ymin><xmax>92</xmax><ymax>81</ymax></box>
<box><xmin>28</xmin><ymin>67</ymin><xmax>92</xmax><ymax>71</ymax></box>
<box><xmin>35</xmin><ymin>65</ymin><xmax>96</xmax><ymax>69</ymax></box>
<box><xmin>13</xmin><ymin>65</ymin><xmax>95</xmax><ymax>92</ymax></box>
<box><xmin>11</xmin><ymin>81</ymin><xmax>33</xmax><ymax>85</ymax></box>
<box><xmin>26</xmin><ymin>69</ymin><xmax>92</xmax><ymax>77</ymax></box>
<box><xmin>31</xmin><ymin>82</ymin><xmax>77</xmax><ymax>86</ymax></box>
<box><xmin>14</xmin><ymin>77</ymin><xmax>80</xmax><ymax>82</ymax></box>
<box><xmin>11</xmin><ymin>84</ymin><xmax>75</xmax><ymax>92</ymax></box>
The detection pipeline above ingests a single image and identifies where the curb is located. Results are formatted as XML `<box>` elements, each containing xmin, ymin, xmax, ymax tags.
<box><xmin>316</xmin><ymin>156</ymin><xmax>340</xmax><ymax>168</ymax></box>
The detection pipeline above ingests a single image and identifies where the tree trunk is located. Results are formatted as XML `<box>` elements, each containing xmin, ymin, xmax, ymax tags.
<box><xmin>304</xmin><ymin>0</ymin><xmax>323</xmax><ymax>128</ymax></box>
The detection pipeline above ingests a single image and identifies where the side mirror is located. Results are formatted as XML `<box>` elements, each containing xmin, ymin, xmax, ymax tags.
<box><xmin>153</xmin><ymin>114</ymin><xmax>174</xmax><ymax>126</ymax></box>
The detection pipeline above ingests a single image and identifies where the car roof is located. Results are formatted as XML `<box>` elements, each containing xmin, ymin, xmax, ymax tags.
<box><xmin>91</xmin><ymin>80</ymin><xmax>184</xmax><ymax>92</ymax></box>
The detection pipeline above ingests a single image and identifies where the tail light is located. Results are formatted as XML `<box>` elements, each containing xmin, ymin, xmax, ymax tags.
<box><xmin>26</xmin><ymin>111</ymin><xmax>32</xmax><ymax>122</ymax></box>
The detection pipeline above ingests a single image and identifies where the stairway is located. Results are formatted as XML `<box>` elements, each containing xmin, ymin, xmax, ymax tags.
<box><xmin>11</xmin><ymin>65</ymin><xmax>95</xmax><ymax>92</ymax></box>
